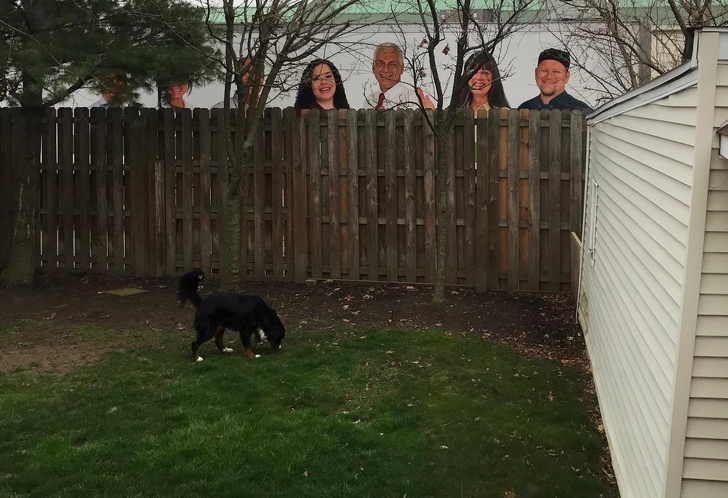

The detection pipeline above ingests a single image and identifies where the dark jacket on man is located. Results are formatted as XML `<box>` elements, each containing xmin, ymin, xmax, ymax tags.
<box><xmin>518</xmin><ymin>91</ymin><xmax>591</xmax><ymax>112</ymax></box>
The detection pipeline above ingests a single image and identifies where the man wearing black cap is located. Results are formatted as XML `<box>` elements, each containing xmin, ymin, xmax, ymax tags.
<box><xmin>518</xmin><ymin>48</ymin><xmax>591</xmax><ymax>111</ymax></box>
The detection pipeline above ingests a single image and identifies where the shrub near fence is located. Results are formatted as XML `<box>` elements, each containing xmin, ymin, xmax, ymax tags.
<box><xmin>0</xmin><ymin>107</ymin><xmax>585</xmax><ymax>292</ymax></box>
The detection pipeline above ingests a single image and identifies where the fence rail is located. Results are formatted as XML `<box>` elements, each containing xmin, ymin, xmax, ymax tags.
<box><xmin>0</xmin><ymin>106</ymin><xmax>586</xmax><ymax>291</ymax></box>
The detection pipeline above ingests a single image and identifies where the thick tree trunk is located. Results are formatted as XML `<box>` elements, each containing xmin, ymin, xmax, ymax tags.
<box><xmin>219</xmin><ymin>117</ymin><xmax>254</xmax><ymax>292</ymax></box>
<box><xmin>2</xmin><ymin>109</ymin><xmax>43</xmax><ymax>287</ymax></box>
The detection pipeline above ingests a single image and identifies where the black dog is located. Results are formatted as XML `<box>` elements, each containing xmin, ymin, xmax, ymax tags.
<box><xmin>178</xmin><ymin>270</ymin><xmax>285</xmax><ymax>362</ymax></box>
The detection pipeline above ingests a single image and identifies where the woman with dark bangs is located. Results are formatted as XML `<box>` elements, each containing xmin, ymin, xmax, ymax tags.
<box><xmin>160</xmin><ymin>80</ymin><xmax>193</xmax><ymax>109</ymax></box>
<box><xmin>294</xmin><ymin>59</ymin><xmax>350</xmax><ymax>114</ymax></box>
<box><xmin>457</xmin><ymin>51</ymin><xmax>510</xmax><ymax>111</ymax></box>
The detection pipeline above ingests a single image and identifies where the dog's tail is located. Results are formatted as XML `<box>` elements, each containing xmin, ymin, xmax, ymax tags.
<box><xmin>178</xmin><ymin>270</ymin><xmax>204</xmax><ymax>308</ymax></box>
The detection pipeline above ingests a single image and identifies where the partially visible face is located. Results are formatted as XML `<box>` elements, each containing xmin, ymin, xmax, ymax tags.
<box><xmin>311</xmin><ymin>63</ymin><xmax>336</xmax><ymax>106</ymax></box>
<box><xmin>372</xmin><ymin>48</ymin><xmax>404</xmax><ymax>92</ymax></box>
<box><xmin>468</xmin><ymin>67</ymin><xmax>492</xmax><ymax>99</ymax></box>
<box><xmin>100</xmin><ymin>76</ymin><xmax>125</xmax><ymax>100</ymax></box>
<box><xmin>239</xmin><ymin>57</ymin><xmax>264</xmax><ymax>103</ymax></box>
<box><xmin>168</xmin><ymin>82</ymin><xmax>188</xmax><ymax>100</ymax></box>
<box><xmin>535</xmin><ymin>59</ymin><xmax>569</xmax><ymax>98</ymax></box>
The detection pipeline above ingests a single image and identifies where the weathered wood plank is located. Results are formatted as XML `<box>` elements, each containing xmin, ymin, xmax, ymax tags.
<box><xmin>507</xmin><ymin>110</ymin><xmax>520</xmax><ymax>290</ymax></box>
<box><xmin>74</xmin><ymin>108</ymin><xmax>91</xmax><ymax>271</ymax></box>
<box><xmin>270</xmin><ymin>108</ymin><xmax>285</xmax><ymax>278</ymax></box>
<box><xmin>109</xmin><ymin>108</ymin><xmax>125</xmax><ymax>274</ymax></box>
<box><xmin>57</xmin><ymin>108</ymin><xmax>75</xmax><ymax>269</ymax></box>
<box><xmin>41</xmin><ymin>108</ymin><xmax>57</xmax><ymax>268</ymax></box>
<box><xmin>197</xmin><ymin>109</ymin><xmax>213</xmax><ymax>275</ymax></box>
<box><xmin>289</xmin><ymin>110</ymin><xmax>308</xmax><ymax>282</ymax></box>
<box><xmin>308</xmin><ymin>110</ymin><xmax>323</xmax><ymax>279</ymax></box>
<box><xmin>384</xmin><ymin>111</ymin><xmax>398</xmax><ymax>282</ymax></box>
<box><xmin>180</xmin><ymin>110</ymin><xmax>194</xmax><ymax>273</ymax></box>
<box><xmin>423</xmin><ymin>111</ymin><xmax>436</xmax><ymax>284</ymax></box>
<box><xmin>365</xmin><ymin>110</ymin><xmax>379</xmax><ymax>281</ymax></box>
<box><xmin>253</xmin><ymin>112</ymin><xmax>266</xmax><ymax>276</ymax></box>
<box><xmin>126</xmin><ymin>108</ymin><xmax>148</xmax><ymax>277</ymax></box>
<box><xmin>327</xmin><ymin>110</ymin><xmax>341</xmax><ymax>279</ymax></box>
<box><xmin>346</xmin><ymin>110</ymin><xmax>361</xmax><ymax>281</ymax></box>
<box><xmin>446</xmin><ymin>116</ymin><xmax>457</xmax><ymax>285</ymax></box>
<box><xmin>162</xmin><ymin>108</ymin><xmax>177</xmax><ymax>275</ymax></box>
<box><xmin>548</xmin><ymin>111</ymin><xmax>562</xmax><ymax>290</ymax></box>
<box><xmin>527</xmin><ymin>110</ymin><xmax>541</xmax><ymax>290</ymax></box>
<box><xmin>90</xmin><ymin>108</ymin><xmax>108</xmax><ymax>271</ymax></box>
<box><xmin>462</xmin><ymin>109</ymin><xmax>476</xmax><ymax>287</ymax></box>
<box><xmin>403</xmin><ymin>112</ymin><xmax>417</xmax><ymax>283</ymax></box>
<box><xmin>474</xmin><ymin>109</ymin><xmax>489</xmax><ymax>291</ymax></box>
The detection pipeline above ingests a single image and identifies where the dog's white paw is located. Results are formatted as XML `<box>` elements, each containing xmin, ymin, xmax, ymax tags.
<box><xmin>196</xmin><ymin>356</ymin><xmax>204</xmax><ymax>362</ymax></box>
<box><xmin>255</xmin><ymin>354</ymin><xmax>261</xmax><ymax>359</ymax></box>
<box><xmin>222</xmin><ymin>347</ymin><xmax>234</xmax><ymax>353</ymax></box>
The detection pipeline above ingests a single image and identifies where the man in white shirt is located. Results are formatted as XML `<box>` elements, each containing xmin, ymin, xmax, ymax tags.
<box><xmin>369</xmin><ymin>43</ymin><xmax>434</xmax><ymax>110</ymax></box>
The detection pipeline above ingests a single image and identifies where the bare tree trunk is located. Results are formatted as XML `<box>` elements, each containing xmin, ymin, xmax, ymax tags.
<box><xmin>220</xmin><ymin>192</ymin><xmax>240</xmax><ymax>291</ymax></box>
<box><xmin>2</xmin><ymin>108</ymin><xmax>43</xmax><ymax>286</ymax></box>
<box><xmin>433</xmin><ymin>128</ymin><xmax>449</xmax><ymax>304</ymax></box>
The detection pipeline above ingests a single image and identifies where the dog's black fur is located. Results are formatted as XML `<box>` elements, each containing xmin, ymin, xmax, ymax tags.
<box><xmin>178</xmin><ymin>270</ymin><xmax>285</xmax><ymax>362</ymax></box>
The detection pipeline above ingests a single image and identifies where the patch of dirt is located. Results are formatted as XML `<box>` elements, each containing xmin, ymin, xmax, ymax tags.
<box><xmin>0</xmin><ymin>271</ymin><xmax>589</xmax><ymax>376</ymax></box>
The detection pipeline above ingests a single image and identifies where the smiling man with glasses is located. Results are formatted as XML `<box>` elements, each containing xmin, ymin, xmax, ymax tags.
<box><xmin>369</xmin><ymin>42</ymin><xmax>434</xmax><ymax>110</ymax></box>
<box><xmin>518</xmin><ymin>48</ymin><xmax>591</xmax><ymax>111</ymax></box>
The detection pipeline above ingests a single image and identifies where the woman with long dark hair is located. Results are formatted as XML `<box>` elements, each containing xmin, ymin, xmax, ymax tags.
<box><xmin>160</xmin><ymin>80</ymin><xmax>193</xmax><ymax>109</ymax></box>
<box><xmin>294</xmin><ymin>59</ymin><xmax>350</xmax><ymax>113</ymax></box>
<box><xmin>457</xmin><ymin>51</ymin><xmax>509</xmax><ymax>111</ymax></box>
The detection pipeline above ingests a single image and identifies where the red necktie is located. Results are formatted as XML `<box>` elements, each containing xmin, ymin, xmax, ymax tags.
<box><xmin>375</xmin><ymin>92</ymin><xmax>385</xmax><ymax>110</ymax></box>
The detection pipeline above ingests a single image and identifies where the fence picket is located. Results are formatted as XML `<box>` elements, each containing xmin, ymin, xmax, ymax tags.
<box><xmin>527</xmin><ymin>110</ymin><xmax>541</xmax><ymax>290</ymax></box>
<box><xmin>403</xmin><ymin>113</ymin><xmax>417</xmax><ymax>283</ymax></box>
<box><xmin>327</xmin><ymin>110</ymin><xmax>341</xmax><ymax>279</ymax></box>
<box><xmin>548</xmin><ymin>110</ymin><xmax>562</xmax><ymax>290</ymax></box>
<box><xmin>346</xmin><ymin>110</ymin><xmax>360</xmax><ymax>281</ymax></box>
<box><xmin>364</xmin><ymin>110</ymin><xmax>379</xmax><ymax>281</ymax></box>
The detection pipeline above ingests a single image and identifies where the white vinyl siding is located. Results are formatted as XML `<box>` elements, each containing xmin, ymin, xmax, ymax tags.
<box><xmin>582</xmin><ymin>85</ymin><xmax>698</xmax><ymax>497</ymax></box>
<box><xmin>580</xmin><ymin>29</ymin><xmax>728</xmax><ymax>498</ymax></box>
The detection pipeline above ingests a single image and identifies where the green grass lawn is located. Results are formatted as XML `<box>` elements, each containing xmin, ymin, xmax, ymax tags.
<box><xmin>0</xmin><ymin>324</ymin><xmax>616</xmax><ymax>497</ymax></box>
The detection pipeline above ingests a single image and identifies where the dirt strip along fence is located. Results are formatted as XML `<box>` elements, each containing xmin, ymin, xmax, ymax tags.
<box><xmin>0</xmin><ymin>106</ymin><xmax>585</xmax><ymax>292</ymax></box>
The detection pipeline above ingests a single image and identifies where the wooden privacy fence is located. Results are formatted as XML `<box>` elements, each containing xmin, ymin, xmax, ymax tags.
<box><xmin>0</xmin><ymin>107</ymin><xmax>585</xmax><ymax>291</ymax></box>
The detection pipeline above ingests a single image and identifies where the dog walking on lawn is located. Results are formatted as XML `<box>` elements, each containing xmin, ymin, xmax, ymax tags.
<box><xmin>178</xmin><ymin>270</ymin><xmax>286</xmax><ymax>362</ymax></box>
